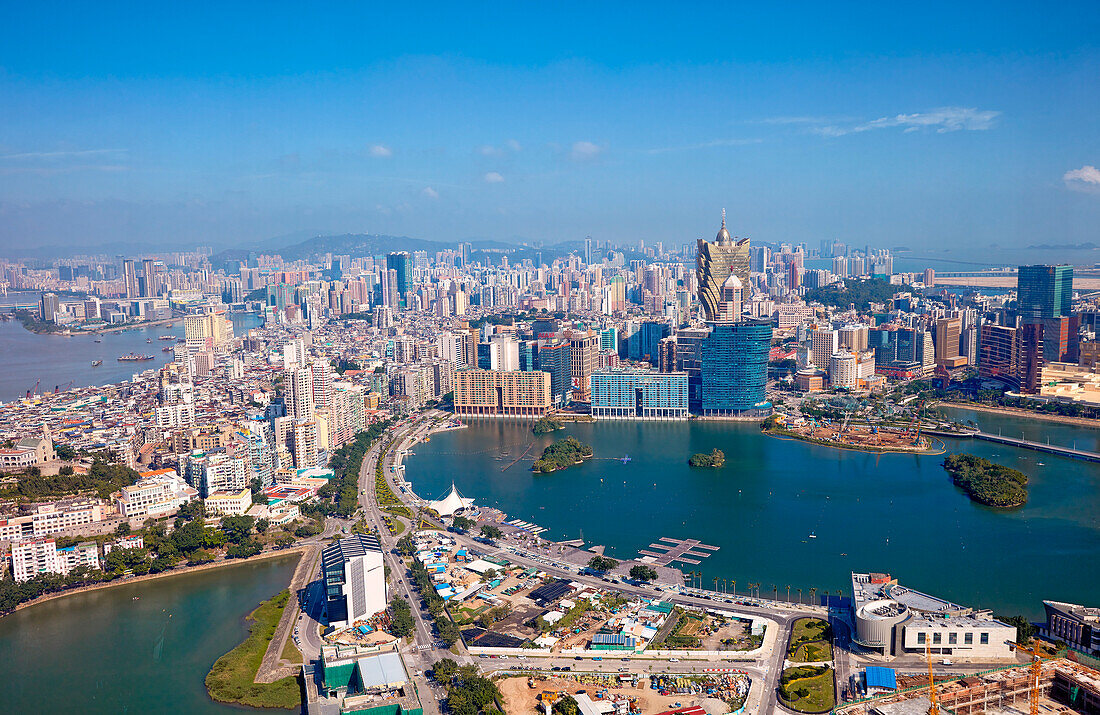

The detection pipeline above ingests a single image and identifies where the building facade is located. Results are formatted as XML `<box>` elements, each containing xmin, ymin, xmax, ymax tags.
<box><xmin>590</xmin><ymin>369</ymin><xmax>689</xmax><ymax>419</ymax></box>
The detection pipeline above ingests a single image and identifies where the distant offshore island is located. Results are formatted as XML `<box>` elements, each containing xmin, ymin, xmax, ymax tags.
<box><xmin>943</xmin><ymin>453</ymin><xmax>1029</xmax><ymax>508</ymax></box>
<box><xmin>532</xmin><ymin>436</ymin><xmax>593</xmax><ymax>473</ymax></box>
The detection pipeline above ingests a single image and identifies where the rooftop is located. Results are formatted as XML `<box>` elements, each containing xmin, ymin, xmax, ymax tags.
<box><xmin>322</xmin><ymin>533</ymin><xmax>382</xmax><ymax>568</ymax></box>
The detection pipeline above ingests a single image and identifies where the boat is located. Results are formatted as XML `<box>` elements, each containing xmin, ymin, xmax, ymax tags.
<box><xmin>146</xmin><ymin>338</ymin><xmax>152</xmax><ymax>343</ymax></box>
<box><xmin>91</xmin><ymin>360</ymin><xmax>103</xmax><ymax>367</ymax></box>
<box><xmin>94</xmin><ymin>339</ymin><xmax>102</xmax><ymax>343</ymax></box>
<box><xmin>162</xmin><ymin>346</ymin><xmax>173</xmax><ymax>352</ymax></box>
<box><xmin>117</xmin><ymin>353</ymin><xmax>155</xmax><ymax>362</ymax></box>
<box><xmin>808</xmin><ymin>532</ymin><xmax>817</xmax><ymax>539</ymax></box>
<box><xmin>158</xmin><ymin>335</ymin><xmax>177</xmax><ymax>340</ymax></box>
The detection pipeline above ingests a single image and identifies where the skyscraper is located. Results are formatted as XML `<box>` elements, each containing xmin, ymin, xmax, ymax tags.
<box><xmin>700</xmin><ymin>319</ymin><xmax>772</xmax><ymax>415</ymax></box>
<box><xmin>386</xmin><ymin>252</ymin><xmax>413</xmax><ymax>303</ymax></box>
<box><xmin>696</xmin><ymin>210</ymin><xmax>750</xmax><ymax>321</ymax></box>
<box><xmin>1017</xmin><ymin>265</ymin><xmax>1073</xmax><ymax>319</ymax></box>
<box><xmin>122</xmin><ymin>259</ymin><xmax>138</xmax><ymax>299</ymax></box>
<box><xmin>141</xmin><ymin>259</ymin><xmax>157</xmax><ymax>297</ymax></box>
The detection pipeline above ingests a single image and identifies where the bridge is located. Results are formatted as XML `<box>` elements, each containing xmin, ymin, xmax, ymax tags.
<box><xmin>971</xmin><ymin>431</ymin><xmax>1100</xmax><ymax>463</ymax></box>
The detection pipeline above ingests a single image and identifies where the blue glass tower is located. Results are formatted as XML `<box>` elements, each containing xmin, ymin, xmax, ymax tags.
<box><xmin>701</xmin><ymin>320</ymin><xmax>772</xmax><ymax>415</ymax></box>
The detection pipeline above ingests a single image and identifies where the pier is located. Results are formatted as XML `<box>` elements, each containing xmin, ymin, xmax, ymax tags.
<box><xmin>638</xmin><ymin>537</ymin><xmax>719</xmax><ymax>566</ymax></box>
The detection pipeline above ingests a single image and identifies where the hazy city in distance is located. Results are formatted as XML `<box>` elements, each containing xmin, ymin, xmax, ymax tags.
<box><xmin>1</xmin><ymin>4</ymin><xmax>1099</xmax><ymax>715</ymax></box>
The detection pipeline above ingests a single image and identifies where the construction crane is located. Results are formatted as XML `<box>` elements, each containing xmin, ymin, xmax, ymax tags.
<box><xmin>26</xmin><ymin>379</ymin><xmax>41</xmax><ymax>399</ymax></box>
<box><xmin>1010</xmin><ymin>639</ymin><xmax>1054</xmax><ymax>715</ymax></box>
<box><xmin>925</xmin><ymin>639</ymin><xmax>941</xmax><ymax>715</ymax></box>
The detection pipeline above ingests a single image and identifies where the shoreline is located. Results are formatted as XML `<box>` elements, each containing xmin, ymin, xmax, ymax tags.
<box><xmin>939</xmin><ymin>401</ymin><xmax>1100</xmax><ymax>429</ymax></box>
<box><xmin>8</xmin><ymin>547</ymin><xmax>305</xmax><ymax>617</ymax></box>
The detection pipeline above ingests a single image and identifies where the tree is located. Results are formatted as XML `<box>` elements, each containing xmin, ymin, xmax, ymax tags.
<box><xmin>1001</xmin><ymin>615</ymin><xmax>1036</xmax><ymax>644</ymax></box>
<box><xmin>629</xmin><ymin>565</ymin><xmax>658</xmax><ymax>582</ymax></box>
<box><xmin>480</xmin><ymin>568</ymin><xmax>499</xmax><ymax>583</ymax></box>
<box><xmin>389</xmin><ymin>598</ymin><xmax>415</xmax><ymax>638</ymax></box>
<box><xmin>436</xmin><ymin>617</ymin><xmax>460</xmax><ymax>647</ymax></box>
<box><xmin>587</xmin><ymin>555</ymin><xmax>618</xmax><ymax>573</ymax></box>
<box><xmin>554</xmin><ymin>695</ymin><xmax>580</xmax><ymax>715</ymax></box>
<box><xmin>274</xmin><ymin>535</ymin><xmax>295</xmax><ymax>550</ymax></box>
<box><xmin>220</xmin><ymin>515</ymin><xmax>255</xmax><ymax>544</ymax></box>
<box><xmin>451</xmin><ymin>516</ymin><xmax>475</xmax><ymax>532</ymax></box>
<box><xmin>188</xmin><ymin>549</ymin><xmax>216</xmax><ymax>565</ymax></box>
<box><xmin>226</xmin><ymin>539</ymin><xmax>262</xmax><ymax>559</ymax></box>
<box><xmin>115</xmin><ymin>521</ymin><xmax>131</xmax><ymax>536</ymax></box>
<box><xmin>254</xmin><ymin>518</ymin><xmax>270</xmax><ymax>534</ymax></box>
<box><xmin>431</xmin><ymin>658</ymin><xmax>458</xmax><ymax>684</ymax></box>
<box><xmin>479</xmin><ymin>525</ymin><xmax>503</xmax><ymax>540</ymax></box>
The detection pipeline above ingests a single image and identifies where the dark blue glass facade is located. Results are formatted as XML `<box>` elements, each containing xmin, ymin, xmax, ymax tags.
<box><xmin>701</xmin><ymin>320</ymin><xmax>772</xmax><ymax>414</ymax></box>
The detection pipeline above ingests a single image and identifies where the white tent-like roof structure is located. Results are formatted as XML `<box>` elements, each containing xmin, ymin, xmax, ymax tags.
<box><xmin>429</xmin><ymin>483</ymin><xmax>474</xmax><ymax>516</ymax></box>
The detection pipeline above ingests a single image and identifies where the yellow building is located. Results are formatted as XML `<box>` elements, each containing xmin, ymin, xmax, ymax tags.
<box><xmin>454</xmin><ymin>369</ymin><xmax>551</xmax><ymax>417</ymax></box>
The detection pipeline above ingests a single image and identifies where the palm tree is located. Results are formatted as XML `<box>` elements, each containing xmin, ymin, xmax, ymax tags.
<box><xmin>797</xmin><ymin>588</ymin><xmax>802</xmax><ymax>605</ymax></box>
<box><xmin>714</xmin><ymin>577</ymin><xmax>718</xmax><ymax>592</ymax></box>
<box><xmin>786</xmin><ymin>584</ymin><xmax>791</xmax><ymax>603</ymax></box>
<box><xmin>809</xmin><ymin>587</ymin><xmax>817</xmax><ymax>606</ymax></box>
<box><xmin>730</xmin><ymin>580</ymin><xmax>736</xmax><ymax>596</ymax></box>
<box><xmin>773</xmin><ymin>584</ymin><xmax>778</xmax><ymax>602</ymax></box>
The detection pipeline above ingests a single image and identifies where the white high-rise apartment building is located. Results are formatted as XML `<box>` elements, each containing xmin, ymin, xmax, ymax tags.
<box><xmin>288</xmin><ymin>366</ymin><xmax>314</xmax><ymax>419</ymax></box>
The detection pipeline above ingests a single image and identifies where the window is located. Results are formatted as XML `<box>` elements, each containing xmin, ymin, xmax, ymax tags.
<box><xmin>917</xmin><ymin>632</ymin><xmax>926</xmax><ymax>644</ymax></box>
<box><xmin>965</xmin><ymin>632</ymin><xmax>973</xmax><ymax>644</ymax></box>
<box><xmin>949</xmin><ymin>632</ymin><xmax>957</xmax><ymax>644</ymax></box>
<box><xmin>980</xmin><ymin>632</ymin><xmax>989</xmax><ymax>645</ymax></box>
<box><xmin>932</xmin><ymin>632</ymin><xmax>942</xmax><ymax>644</ymax></box>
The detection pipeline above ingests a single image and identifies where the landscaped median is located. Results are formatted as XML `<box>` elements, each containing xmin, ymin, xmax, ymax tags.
<box><xmin>787</xmin><ymin>617</ymin><xmax>833</xmax><ymax>662</ymax></box>
<box><xmin>778</xmin><ymin>664</ymin><xmax>836</xmax><ymax>713</ymax></box>
<box><xmin>205</xmin><ymin>589</ymin><xmax>302</xmax><ymax>709</ymax></box>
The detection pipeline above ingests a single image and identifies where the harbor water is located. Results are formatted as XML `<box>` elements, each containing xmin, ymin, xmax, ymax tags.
<box><xmin>407</xmin><ymin>410</ymin><xmax>1100</xmax><ymax>619</ymax></box>
<box><xmin>0</xmin><ymin>556</ymin><xmax>298</xmax><ymax>713</ymax></box>
<box><xmin>0</xmin><ymin>311</ymin><xmax>262</xmax><ymax>403</ymax></box>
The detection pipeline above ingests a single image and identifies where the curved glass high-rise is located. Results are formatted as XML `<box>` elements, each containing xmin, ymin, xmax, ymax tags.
<box><xmin>696</xmin><ymin>211</ymin><xmax>750</xmax><ymax>321</ymax></box>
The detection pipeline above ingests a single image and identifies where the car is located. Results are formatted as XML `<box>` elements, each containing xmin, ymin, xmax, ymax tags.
<box><xmin>669</xmin><ymin>658</ymin><xmax>680</xmax><ymax>662</ymax></box>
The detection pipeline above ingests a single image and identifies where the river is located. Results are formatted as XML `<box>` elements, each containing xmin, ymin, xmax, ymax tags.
<box><xmin>0</xmin><ymin>556</ymin><xmax>298</xmax><ymax>713</ymax></box>
<box><xmin>0</xmin><ymin>310</ymin><xmax>262</xmax><ymax>403</ymax></box>
<box><xmin>407</xmin><ymin>409</ymin><xmax>1100</xmax><ymax>620</ymax></box>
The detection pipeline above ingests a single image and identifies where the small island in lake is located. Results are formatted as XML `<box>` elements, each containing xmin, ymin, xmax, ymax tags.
<box><xmin>943</xmin><ymin>453</ymin><xmax>1029</xmax><ymax>507</ymax></box>
<box><xmin>531</xmin><ymin>415</ymin><xmax>565</xmax><ymax>435</ymax></box>
<box><xmin>688</xmin><ymin>448</ymin><xmax>726</xmax><ymax>468</ymax></box>
<box><xmin>532</xmin><ymin>436</ymin><xmax>593</xmax><ymax>473</ymax></box>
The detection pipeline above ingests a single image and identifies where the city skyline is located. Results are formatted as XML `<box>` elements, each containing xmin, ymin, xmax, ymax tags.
<box><xmin>1</xmin><ymin>2</ymin><xmax>1100</xmax><ymax>258</ymax></box>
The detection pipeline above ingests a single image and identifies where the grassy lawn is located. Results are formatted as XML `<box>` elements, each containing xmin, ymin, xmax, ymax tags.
<box><xmin>779</xmin><ymin>665</ymin><xmax>836</xmax><ymax>713</ymax></box>
<box><xmin>280</xmin><ymin>631</ymin><xmax>302</xmax><ymax>665</ymax></box>
<box><xmin>787</xmin><ymin>617</ymin><xmax>833</xmax><ymax>662</ymax></box>
<box><xmin>205</xmin><ymin>589</ymin><xmax>301</xmax><ymax>709</ymax></box>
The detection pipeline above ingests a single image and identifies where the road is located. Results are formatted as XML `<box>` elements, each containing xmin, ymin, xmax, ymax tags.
<box><xmin>294</xmin><ymin>412</ymin><xmax>997</xmax><ymax>714</ymax></box>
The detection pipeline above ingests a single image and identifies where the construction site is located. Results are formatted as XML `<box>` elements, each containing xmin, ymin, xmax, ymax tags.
<box><xmin>837</xmin><ymin>651</ymin><xmax>1100</xmax><ymax>715</ymax></box>
<box><xmin>772</xmin><ymin>412</ymin><xmax>935</xmax><ymax>453</ymax></box>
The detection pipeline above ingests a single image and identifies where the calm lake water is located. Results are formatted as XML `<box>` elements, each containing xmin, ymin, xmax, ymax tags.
<box><xmin>0</xmin><ymin>312</ymin><xmax>262</xmax><ymax>403</ymax></box>
<box><xmin>0</xmin><ymin>556</ymin><xmax>298</xmax><ymax>714</ymax></box>
<box><xmin>408</xmin><ymin>409</ymin><xmax>1100</xmax><ymax>619</ymax></box>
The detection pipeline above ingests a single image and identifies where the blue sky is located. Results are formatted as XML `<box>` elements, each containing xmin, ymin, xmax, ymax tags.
<box><xmin>1</xmin><ymin>2</ymin><xmax>1099</xmax><ymax>258</ymax></box>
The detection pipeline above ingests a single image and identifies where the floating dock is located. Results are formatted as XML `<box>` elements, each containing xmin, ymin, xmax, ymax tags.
<box><xmin>638</xmin><ymin>537</ymin><xmax>719</xmax><ymax>566</ymax></box>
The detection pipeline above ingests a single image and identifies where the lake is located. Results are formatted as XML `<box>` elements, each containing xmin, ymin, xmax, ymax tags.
<box><xmin>407</xmin><ymin>409</ymin><xmax>1100</xmax><ymax>619</ymax></box>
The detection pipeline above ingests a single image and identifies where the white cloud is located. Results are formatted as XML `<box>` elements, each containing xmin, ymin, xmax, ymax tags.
<box><xmin>1064</xmin><ymin>165</ymin><xmax>1100</xmax><ymax>187</ymax></box>
<box><xmin>477</xmin><ymin>144</ymin><xmax>503</xmax><ymax>156</ymax></box>
<box><xmin>368</xmin><ymin>144</ymin><xmax>393</xmax><ymax>158</ymax></box>
<box><xmin>0</xmin><ymin>148</ymin><xmax>126</xmax><ymax>160</ymax></box>
<box><xmin>570</xmin><ymin>141</ymin><xmax>604</xmax><ymax>161</ymax></box>
<box><xmin>506</xmin><ymin>139</ymin><xmax>522</xmax><ymax>152</ymax></box>
<box><xmin>483</xmin><ymin>171</ymin><xmax>504</xmax><ymax>183</ymax></box>
<box><xmin>815</xmin><ymin>107</ymin><xmax>1001</xmax><ymax>137</ymax></box>
<box><xmin>421</xmin><ymin>186</ymin><xmax>439</xmax><ymax>199</ymax></box>
<box><xmin>646</xmin><ymin>138</ymin><xmax>762</xmax><ymax>154</ymax></box>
